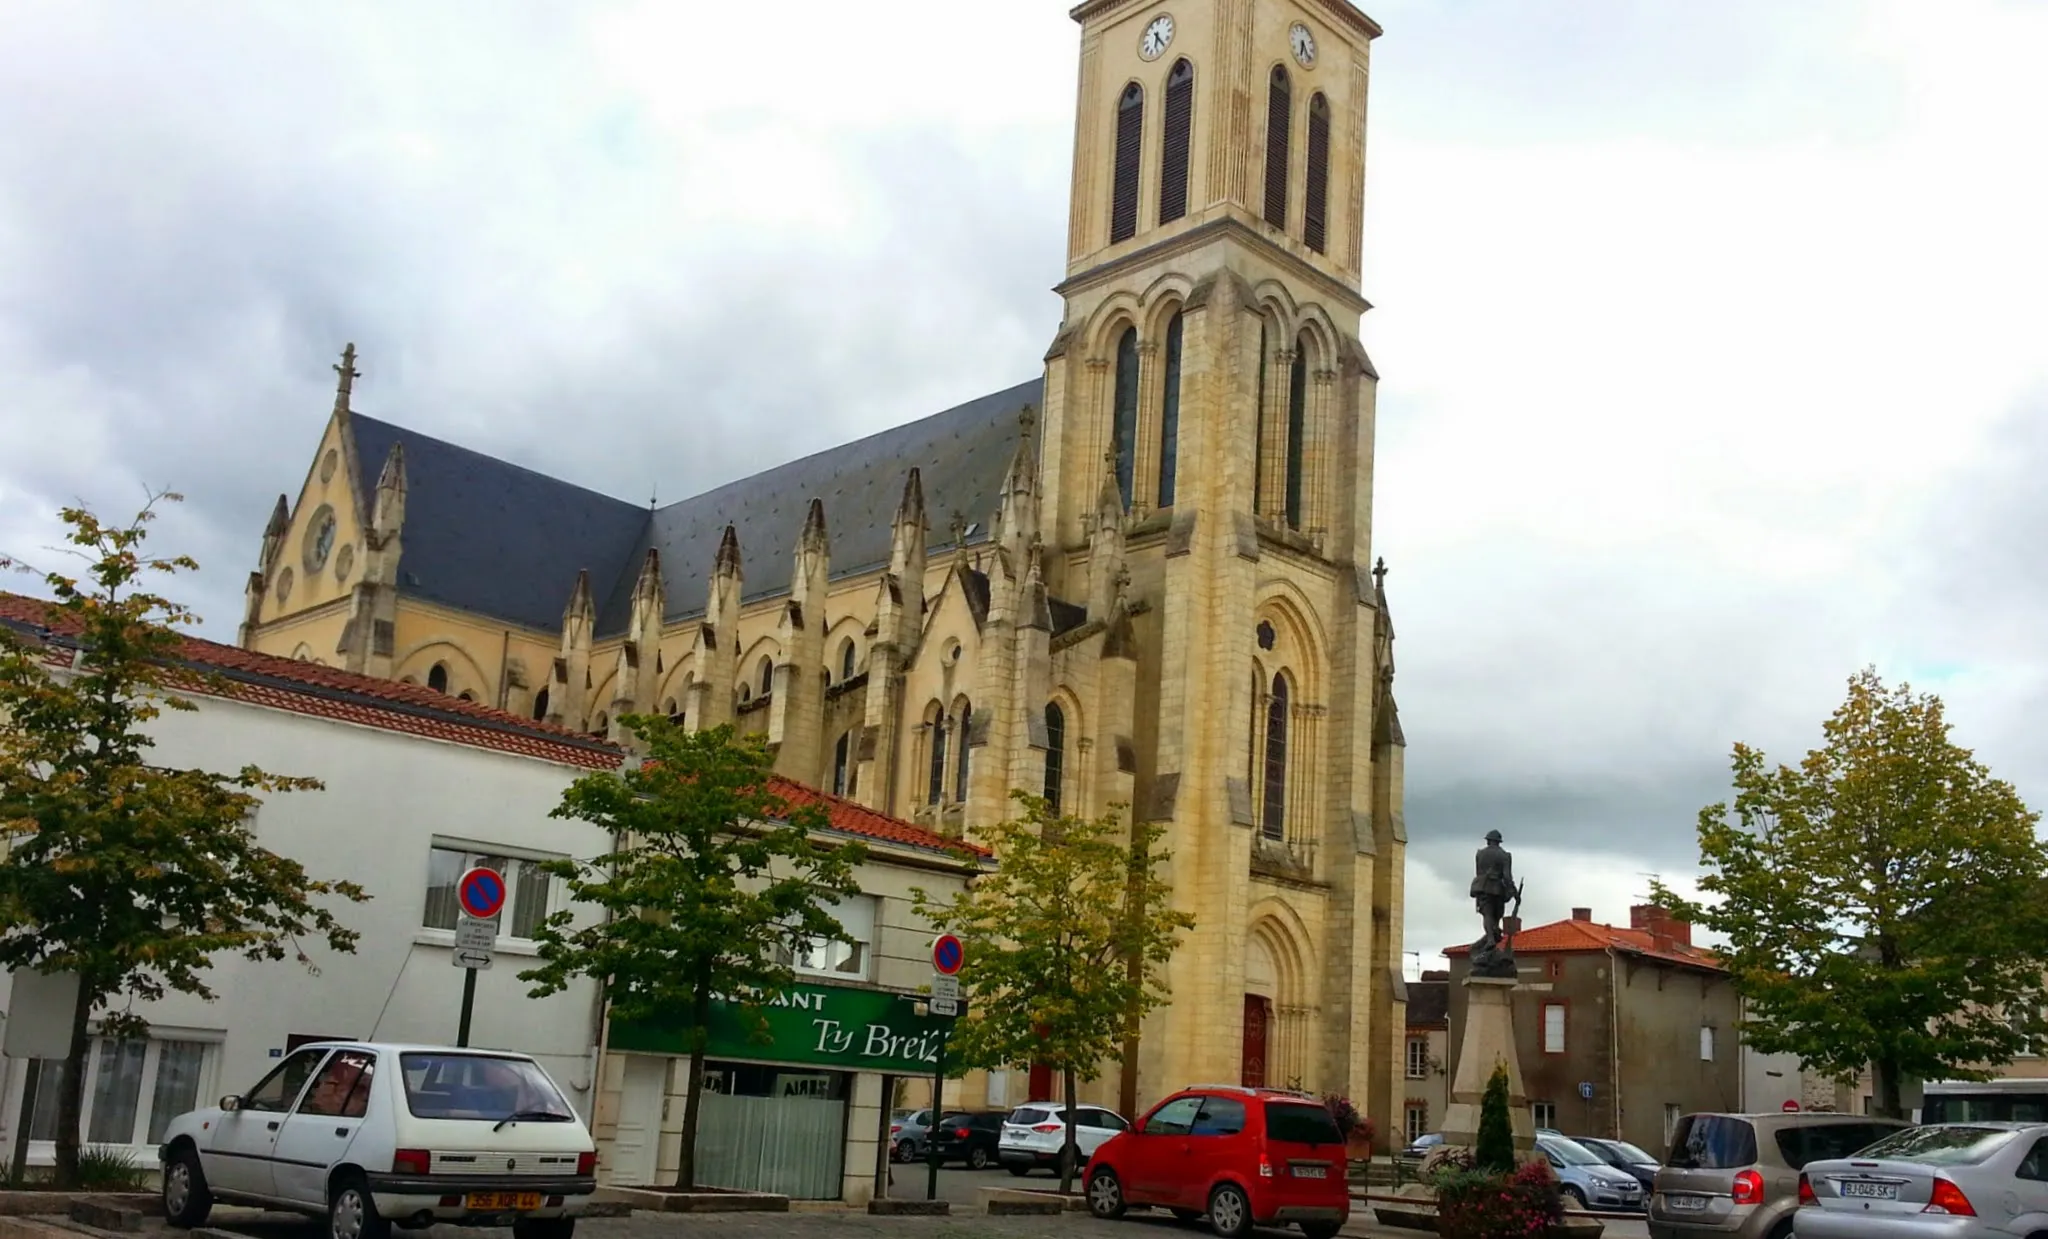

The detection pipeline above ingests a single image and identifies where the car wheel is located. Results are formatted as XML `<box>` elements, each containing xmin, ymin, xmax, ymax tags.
<box><xmin>1765</xmin><ymin>1221</ymin><xmax>1794</xmax><ymax>1239</ymax></box>
<box><xmin>1208</xmin><ymin>1184</ymin><xmax>1253</xmax><ymax>1239</ymax></box>
<box><xmin>1561</xmin><ymin>1185</ymin><xmax>1587</xmax><ymax>1211</ymax></box>
<box><xmin>512</xmin><ymin>1220</ymin><xmax>576</xmax><ymax>1239</ymax></box>
<box><xmin>1086</xmin><ymin>1167</ymin><xmax>1127</xmax><ymax>1219</ymax></box>
<box><xmin>968</xmin><ymin>1145</ymin><xmax>991</xmax><ymax>1170</ymax></box>
<box><xmin>893</xmin><ymin>1140</ymin><xmax>916</xmax><ymax>1164</ymax></box>
<box><xmin>161</xmin><ymin>1147</ymin><xmax>213</xmax><ymax>1228</ymax></box>
<box><xmin>1300</xmin><ymin>1224</ymin><xmax>1340</xmax><ymax>1239</ymax></box>
<box><xmin>328</xmin><ymin>1174</ymin><xmax>391</xmax><ymax>1239</ymax></box>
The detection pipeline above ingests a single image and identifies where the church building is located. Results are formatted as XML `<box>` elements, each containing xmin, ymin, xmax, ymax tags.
<box><xmin>240</xmin><ymin>0</ymin><xmax>1410</xmax><ymax>1132</ymax></box>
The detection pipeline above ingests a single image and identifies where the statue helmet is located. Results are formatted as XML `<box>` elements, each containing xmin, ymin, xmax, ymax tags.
<box><xmin>1485</xmin><ymin>829</ymin><xmax>1503</xmax><ymax>844</ymax></box>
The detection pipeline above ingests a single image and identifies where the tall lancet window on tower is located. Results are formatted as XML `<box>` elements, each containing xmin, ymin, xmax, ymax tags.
<box><xmin>1110</xmin><ymin>83</ymin><xmax>1145</xmax><ymax>244</ymax></box>
<box><xmin>1262</xmin><ymin>673</ymin><xmax>1291</xmax><ymax>839</ymax></box>
<box><xmin>1285</xmin><ymin>336</ymin><xmax>1309</xmax><ymax>528</ymax></box>
<box><xmin>832</xmin><ymin>731</ymin><xmax>852</xmax><ymax>796</ymax></box>
<box><xmin>1264</xmin><ymin>66</ymin><xmax>1292</xmax><ymax>228</ymax></box>
<box><xmin>1304</xmin><ymin>93</ymin><xmax>1331</xmax><ymax>254</ymax></box>
<box><xmin>1158</xmin><ymin>311</ymin><xmax>1183</xmax><ymax>508</ymax></box>
<box><xmin>1113</xmin><ymin>326</ymin><xmax>1140</xmax><ymax>507</ymax></box>
<box><xmin>1158</xmin><ymin>60</ymin><xmax>1194</xmax><ymax>225</ymax></box>
<box><xmin>1043</xmin><ymin>702</ymin><xmax>1067</xmax><ymax>813</ymax></box>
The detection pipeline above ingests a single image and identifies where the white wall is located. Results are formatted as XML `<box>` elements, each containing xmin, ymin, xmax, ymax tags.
<box><xmin>0</xmin><ymin>688</ymin><xmax>612</xmax><ymax>1163</ymax></box>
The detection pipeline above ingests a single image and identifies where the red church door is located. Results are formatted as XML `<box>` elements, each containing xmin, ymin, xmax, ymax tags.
<box><xmin>1241</xmin><ymin>995</ymin><xmax>1271</xmax><ymax>1088</ymax></box>
<box><xmin>1028</xmin><ymin>1062</ymin><xmax>1053</xmax><ymax>1102</ymax></box>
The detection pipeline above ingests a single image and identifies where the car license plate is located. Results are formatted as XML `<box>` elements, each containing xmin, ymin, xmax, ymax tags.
<box><xmin>1292</xmin><ymin>1166</ymin><xmax>1326</xmax><ymax>1179</ymax></box>
<box><xmin>465</xmin><ymin>1192</ymin><xmax>543</xmax><ymax>1211</ymax></box>
<box><xmin>1667</xmin><ymin>1193</ymin><xmax>1708</xmax><ymax>1211</ymax></box>
<box><xmin>1842</xmin><ymin>1181</ymin><xmax>1899</xmax><ymax>1200</ymax></box>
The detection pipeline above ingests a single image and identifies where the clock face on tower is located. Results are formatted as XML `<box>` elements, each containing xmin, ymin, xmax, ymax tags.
<box><xmin>1290</xmin><ymin>22</ymin><xmax>1317</xmax><ymax>68</ymax></box>
<box><xmin>1140</xmin><ymin>13</ymin><xmax>1174</xmax><ymax>61</ymax></box>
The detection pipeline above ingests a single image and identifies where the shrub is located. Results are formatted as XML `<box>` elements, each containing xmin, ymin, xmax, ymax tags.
<box><xmin>1435</xmin><ymin>1159</ymin><xmax>1563</xmax><ymax>1239</ymax></box>
<box><xmin>1323</xmin><ymin>1094</ymin><xmax>1372</xmax><ymax>1146</ymax></box>
<box><xmin>1476</xmin><ymin>1062</ymin><xmax>1515</xmax><ymax>1172</ymax></box>
<box><xmin>75</xmin><ymin>1145</ymin><xmax>147</xmax><ymax>1191</ymax></box>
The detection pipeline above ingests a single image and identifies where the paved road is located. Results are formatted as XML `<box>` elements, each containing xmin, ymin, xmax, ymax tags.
<box><xmin>883</xmin><ymin>1164</ymin><xmax>1068</xmax><ymax>1204</ymax></box>
<box><xmin>214</xmin><ymin>1213</ymin><xmax>1648</xmax><ymax>1239</ymax></box>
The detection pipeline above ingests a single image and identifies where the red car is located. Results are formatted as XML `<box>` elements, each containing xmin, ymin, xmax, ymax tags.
<box><xmin>1083</xmin><ymin>1085</ymin><xmax>1350</xmax><ymax>1239</ymax></box>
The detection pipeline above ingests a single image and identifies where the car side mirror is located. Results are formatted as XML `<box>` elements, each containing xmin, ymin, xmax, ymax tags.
<box><xmin>220</xmin><ymin>1095</ymin><xmax>242</xmax><ymax>1112</ymax></box>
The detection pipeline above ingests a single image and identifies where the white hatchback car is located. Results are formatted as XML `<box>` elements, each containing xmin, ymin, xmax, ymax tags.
<box><xmin>998</xmin><ymin>1103</ymin><xmax>1130</xmax><ymax>1176</ymax></box>
<box><xmin>157</xmin><ymin>1042</ymin><xmax>597</xmax><ymax>1239</ymax></box>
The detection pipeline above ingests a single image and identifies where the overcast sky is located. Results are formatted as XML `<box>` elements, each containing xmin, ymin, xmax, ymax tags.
<box><xmin>3</xmin><ymin>0</ymin><xmax>2045</xmax><ymax>973</ymax></box>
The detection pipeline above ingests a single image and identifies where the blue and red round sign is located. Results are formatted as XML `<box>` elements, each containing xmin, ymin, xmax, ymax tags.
<box><xmin>931</xmin><ymin>934</ymin><xmax>964</xmax><ymax>976</ymax></box>
<box><xmin>457</xmin><ymin>867</ymin><xmax>507</xmax><ymax>920</ymax></box>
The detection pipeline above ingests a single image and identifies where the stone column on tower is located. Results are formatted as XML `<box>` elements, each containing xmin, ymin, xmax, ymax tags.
<box><xmin>855</xmin><ymin>471</ymin><xmax>926</xmax><ymax>814</ymax></box>
<box><xmin>607</xmin><ymin>549</ymin><xmax>664</xmax><ymax>745</ymax></box>
<box><xmin>240</xmin><ymin>494</ymin><xmax>290</xmax><ymax>649</ymax></box>
<box><xmin>770</xmin><ymin>499</ymin><xmax>830</xmax><ymax>780</ymax></box>
<box><xmin>338</xmin><ymin>438</ymin><xmax>405</xmax><ymax>678</ymax></box>
<box><xmin>545</xmin><ymin>570</ymin><xmax>595</xmax><ymax>730</ymax></box>
<box><xmin>687</xmin><ymin>525</ymin><xmax>743</xmax><ymax>732</ymax></box>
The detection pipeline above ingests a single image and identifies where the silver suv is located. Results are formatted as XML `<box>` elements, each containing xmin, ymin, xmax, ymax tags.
<box><xmin>1650</xmin><ymin>1111</ymin><xmax>1907</xmax><ymax>1239</ymax></box>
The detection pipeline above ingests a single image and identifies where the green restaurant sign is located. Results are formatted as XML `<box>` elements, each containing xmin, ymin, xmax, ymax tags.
<box><xmin>607</xmin><ymin>980</ymin><xmax>950</xmax><ymax>1074</ymax></box>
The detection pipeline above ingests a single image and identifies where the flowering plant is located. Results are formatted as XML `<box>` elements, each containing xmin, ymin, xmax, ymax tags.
<box><xmin>1322</xmin><ymin>1094</ymin><xmax>1371</xmax><ymax>1144</ymax></box>
<box><xmin>1431</xmin><ymin>1158</ymin><xmax>1562</xmax><ymax>1239</ymax></box>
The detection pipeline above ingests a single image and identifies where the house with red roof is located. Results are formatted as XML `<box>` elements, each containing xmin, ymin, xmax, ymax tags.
<box><xmin>0</xmin><ymin>592</ymin><xmax>988</xmax><ymax>1203</ymax></box>
<box><xmin>1444</xmin><ymin>904</ymin><xmax>1741</xmax><ymax>1155</ymax></box>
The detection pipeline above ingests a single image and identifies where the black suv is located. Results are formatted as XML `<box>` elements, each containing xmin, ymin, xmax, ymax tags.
<box><xmin>928</xmin><ymin>1110</ymin><xmax>1008</xmax><ymax>1169</ymax></box>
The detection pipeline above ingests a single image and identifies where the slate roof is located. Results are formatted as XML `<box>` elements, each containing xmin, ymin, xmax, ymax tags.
<box><xmin>1442</xmin><ymin>916</ymin><xmax>1724</xmax><ymax>972</ymax></box>
<box><xmin>1406</xmin><ymin>971</ymin><xmax>1450</xmax><ymax>1029</ymax></box>
<box><xmin>348</xmin><ymin>380</ymin><xmax>1042</xmax><ymax>637</ymax></box>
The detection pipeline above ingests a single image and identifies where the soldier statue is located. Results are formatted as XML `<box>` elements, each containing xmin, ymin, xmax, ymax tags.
<box><xmin>1468</xmin><ymin>829</ymin><xmax>1523</xmax><ymax>978</ymax></box>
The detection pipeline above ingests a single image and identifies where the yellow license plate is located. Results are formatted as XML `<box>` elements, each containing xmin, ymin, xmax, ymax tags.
<box><xmin>465</xmin><ymin>1193</ymin><xmax>543</xmax><ymax>1211</ymax></box>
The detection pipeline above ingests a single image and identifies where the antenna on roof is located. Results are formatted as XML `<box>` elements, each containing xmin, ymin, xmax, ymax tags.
<box><xmin>1636</xmin><ymin>871</ymin><xmax>1665</xmax><ymax>902</ymax></box>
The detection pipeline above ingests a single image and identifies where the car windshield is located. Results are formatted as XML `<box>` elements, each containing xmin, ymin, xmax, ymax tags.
<box><xmin>1544</xmin><ymin>1138</ymin><xmax>1603</xmax><ymax>1166</ymax></box>
<box><xmin>1852</xmin><ymin>1126</ymin><xmax>2017</xmax><ymax>1167</ymax></box>
<box><xmin>1607</xmin><ymin>1141</ymin><xmax>1656</xmax><ymax>1164</ymax></box>
<box><xmin>1774</xmin><ymin>1121</ymin><xmax>1909</xmax><ymax>1169</ymax></box>
<box><xmin>398</xmin><ymin>1053</ymin><xmax>574</xmax><ymax>1122</ymax></box>
<box><xmin>1264</xmin><ymin>1101</ymin><xmax>1342</xmax><ymax>1144</ymax></box>
<box><xmin>1668</xmin><ymin>1115</ymin><xmax>1759</xmax><ymax>1169</ymax></box>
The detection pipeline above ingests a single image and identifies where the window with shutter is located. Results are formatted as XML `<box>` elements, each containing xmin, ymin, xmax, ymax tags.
<box><xmin>1158</xmin><ymin>60</ymin><xmax>1194</xmax><ymax>225</ymax></box>
<box><xmin>1111</xmin><ymin>83</ymin><xmax>1144</xmax><ymax>243</ymax></box>
<box><xmin>1543</xmin><ymin>1003</ymin><xmax>1566</xmax><ymax>1054</ymax></box>
<box><xmin>1263</xmin><ymin>67</ymin><xmax>1291</xmax><ymax>228</ymax></box>
<box><xmin>1304</xmin><ymin>93</ymin><xmax>1331</xmax><ymax>253</ymax></box>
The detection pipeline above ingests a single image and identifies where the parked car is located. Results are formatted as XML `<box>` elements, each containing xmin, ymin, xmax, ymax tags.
<box><xmin>1577</xmin><ymin>1136</ymin><xmax>1662</xmax><ymax>1191</ymax></box>
<box><xmin>1397</xmin><ymin>1132</ymin><xmax>1444</xmax><ymax>1170</ymax></box>
<box><xmin>1539</xmin><ymin>1133</ymin><xmax>1646</xmax><ymax>1213</ymax></box>
<box><xmin>1083</xmin><ymin>1084</ymin><xmax>1349</xmax><ymax>1239</ymax></box>
<box><xmin>1794</xmin><ymin>1121</ymin><xmax>2048</xmax><ymax>1236</ymax></box>
<box><xmin>158</xmin><ymin>1041</ymin><xmax>596</xmax><ymax>1239</ymax></box>
<box><xmin>1650</xmin><ymin>1110</ymin><xmax>1907</xmax><ymax>1239</ymax></box>
<box><xmin>889</xmin><ymin>1109</ymin><xmax>934</xmax><ymax>1163</ymax></box>
<box><xmin>998</xmin><ymin>1103</ymin><xmax>1130</xmax><ymax>1176</ymax></box>
<box><xmin>927</xmin><ymin>1110</ymin><xmax>1009</xmax><ymax>1169</ymax></box>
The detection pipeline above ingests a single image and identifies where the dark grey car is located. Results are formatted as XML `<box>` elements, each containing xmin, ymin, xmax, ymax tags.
<box><xmin>1650</xmin><ymin>1111</ymin><xmax>1908</xmax><ymax>1239</ymax></box>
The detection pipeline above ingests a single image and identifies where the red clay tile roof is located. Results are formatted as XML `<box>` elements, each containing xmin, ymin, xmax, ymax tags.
<box><xmin>0</xmin><ymin>591</ymin><xmax>983</xmax><ymax>858</ymax></box>
<box><xmin>1443</xmin><ymin>915</ymin><xmax>1724</xmax><ymax>972</ymax></box>
<box><xmin>769</xmin><ymin>777</ymin><xmax>991</xmax><ymax>859</ymax></box>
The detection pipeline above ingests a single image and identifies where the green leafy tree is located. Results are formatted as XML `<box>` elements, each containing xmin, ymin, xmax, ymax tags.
<box><xmin>0</xmin><ymin>497</ymin><xmax>369</xmax><ymax>1186</ymax></box>
<box><xmin>520</xmin><ymin>717</ymin><xmax>865</xmax><ymax>1188</ymax></box>
<box><xmin>1655</xmin><ymin>668</ymin><xmax>2048</xmax><ymax>1118</ymax></box>
<box><xmin>912</xmin><ymin>792</ymin><xmax>1193</xmax><ymax>1194</ymax></box>
<box><xmin>1475</xmin><ymin>1063</ymin><xmax>1515</xmax><ymax>1173</ymax></box>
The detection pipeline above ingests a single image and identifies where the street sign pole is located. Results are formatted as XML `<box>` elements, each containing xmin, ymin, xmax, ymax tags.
<box><xmin>924</xmin><ymin>933</ymin><xmax>965</xmax><ymax>1202</ymax></box>
<box><xmin>457</xmin><ymin>968</ymin><xmax>478</xmax><ymax>1048</ymax></box>
<box><xmin>926</xmin><ymin>1024</ymin><xmax>946</xmax><ymax>1201</ymax></box>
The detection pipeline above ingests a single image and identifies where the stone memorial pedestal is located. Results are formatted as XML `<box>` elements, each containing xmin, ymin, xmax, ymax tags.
<box><xmin>1439</xmin><ymin>974</ymin><xmax>1536</xmax><ymax>1154</ymax></box>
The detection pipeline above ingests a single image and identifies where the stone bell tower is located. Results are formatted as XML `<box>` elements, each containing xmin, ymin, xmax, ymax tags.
<box><xmin>1033</xmin><ymin>0</ymin><xmax>1409</xmax><ymax>1134</ymax></box>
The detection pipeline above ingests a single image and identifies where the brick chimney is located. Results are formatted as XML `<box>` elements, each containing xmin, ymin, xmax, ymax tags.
<box><xmin>1630</xmin><ymin>903</ymin><xmax>1692</xmax><ymax>948</ymax></box>
<box><xmin>1571</xmin><ymin>907</ymin><xmax>1592</xmax><ymax>922</ymax></box>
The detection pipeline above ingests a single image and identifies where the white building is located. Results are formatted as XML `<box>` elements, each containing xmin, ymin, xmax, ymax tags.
<box><xmin>0</xmin><ymin>593</ymin><xmax>619</xmax><ymax>1171</ymax></box>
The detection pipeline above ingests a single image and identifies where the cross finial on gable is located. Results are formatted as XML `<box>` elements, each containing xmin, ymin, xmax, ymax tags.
<box><xmin>333</xmin><ymin>343</ymin><xmax>360</xmax><ymax>413</ymax></box>
<box><xmin>1373</xmin><ymin>556</ymin><xmax>1389</xmax><ymax>589</ymax></box>
<box><xmin>947</xmin><ymin>510</ymin><xmax>969</xmax><ymax>549</ymax></box>
<box><xmin>1019</xmin><ymin>404</ymin><xmax>1037</xmax><ymax>440</ymax></box>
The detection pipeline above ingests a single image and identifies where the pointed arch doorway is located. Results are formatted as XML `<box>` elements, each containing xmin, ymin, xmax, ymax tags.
<box><xmin>1244</xmin><ymin>931</ymin><xmax>1278</xmax><ymax>1088</ymax></box>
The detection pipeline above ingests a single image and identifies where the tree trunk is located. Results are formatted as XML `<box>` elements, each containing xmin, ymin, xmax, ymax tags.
<box><xmin>1058</xmin><ymin>1066</ymin><xmax>1080</xmax><ymax>1196</ymax></box>
<box><xmin>675</xmin><ymin>969</ymin><xmax>712</xmax><ymax>1190</ymax></box>
<box><xmin>1872</xmin><ymin>1058</ymin><xmax>1906</xmax><ymax>1121</ymax></box>
<box><xmin>52</xmin><ymin>980</ymin><xmax>93</xmax><ymax>1188</ymax></box>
